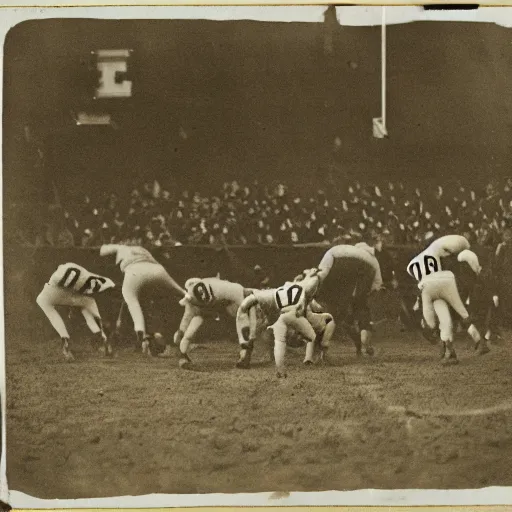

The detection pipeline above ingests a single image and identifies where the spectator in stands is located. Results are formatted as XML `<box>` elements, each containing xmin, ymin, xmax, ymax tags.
<box><xmin>14</xmin><ymin>175</ymin><xmax>512</xmax><ymax>250</ymax></box>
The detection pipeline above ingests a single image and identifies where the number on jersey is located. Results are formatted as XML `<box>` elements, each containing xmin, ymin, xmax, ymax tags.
<box><xmin>192</xmin><ymin>282</ymin><xmax>214</xmax><ymax>304</ymax></box>
<box><xmin>80</xmin><ymin>276</ymin><xmax>108</xmax><ymax>295</ymax></box>
<box><xmin>275</xmin><ymin>284</ymin><xmax>303</xmax><ymax>309</ymax></box>
<box><xmin>407</xmin><ymin>255</ymin><xmax>440</xmax><ymax>281</ymax></box>
<box><xmin>58</xmin><ymin>267</ymin><xmax>107</xmax><ymax>295</ymax></box>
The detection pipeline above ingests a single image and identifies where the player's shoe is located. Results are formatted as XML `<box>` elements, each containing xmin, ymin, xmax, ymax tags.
<box><xmin>353</xmin><ymin>334</ymin><xmax>363</xmax><ymax>357</ymax></box>
<box><xmin>236</xmin><ymin>358</ymin><xmax>251</xmax><ymax>369</ymax></box>
<box><xmin>236</xmin><ymin>344</ymin><xmax>253</xmax><ymax>369</ymax></box>
<box><xmin>63</xmin><ymin>350</ymin><xmax>75</xmax><ymax>362</ymax></box>
<box><xmin>141</xmin><ymin>336</ymin><xmax>153</xmax><ymax>356</ymax></box>
<box><xmin>104</xmin><ymin>342</ymin><xmax>114</xmax><ymax>357</ymax></box>
<box><xmin>441</xmin><ymin>349</ymin><xmax>459</xmax><ymax>366</ymax></box>
<box><xmin>478</xmin><ymin>345</ymin><xmax>491</xmax><ymax>356</ymax></box>
<box><xmin>178</xmin><ymin>352</ymin><xmax>192</xmax><ymax>369</ymax></box>
<box><xmin>475</xmin><ymin>340</ymin><xmax>491</xmax><ymax>356</ymax></box>
<box><xmin>303</xmin><ymin>358</ymin><xmax>314</xmax><ymax>366</ymax></box>
<box><xmin>365</xmin><ymin>345</ymin><xmax>375</xmax><ymax>356</ymax></box>
<box><xmin>92</xmin><ymin>331</ymin><xmax>113</xmax><ymax>357</ymax></box>
<box><xmin>61</xmin><ymin>338</ymin><xmax>74</xmax><ymax>362</ymax></box>
<box><xmin>136</xmin><ymin>331</ymin><xmax>146</xmax><ymax>353</ymax></box>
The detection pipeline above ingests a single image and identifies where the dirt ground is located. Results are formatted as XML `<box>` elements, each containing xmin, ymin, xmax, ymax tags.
<box><xmin>6</xmin><ymin>319</ymin><xmax>512</xmax><ymax>499</ymax></box>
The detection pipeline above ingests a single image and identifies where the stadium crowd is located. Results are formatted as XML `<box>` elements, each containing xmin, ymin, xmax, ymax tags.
<box><xmin>14</xmin><ymin>176</ymin><xmax>512</xmax><ymax>248</ymax></box>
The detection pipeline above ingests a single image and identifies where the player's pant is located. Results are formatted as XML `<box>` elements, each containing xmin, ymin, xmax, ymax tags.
<box><xmin>419</xmin><ymin>270</ymin><xmax>481</xmax><ymax>358</ymax></box>
<box><xmin>122</xmin><ymin>261</ymin><xmax>182</xmax><ymax>338</ymax></box>
<box><xmin>467</xmin><ymin>280</ymin><xmax>495</xmax><ymax>341</ymax></box>
<box><xmin>36</xmin><ymin>283</ymin><xmax>104</xmax><ymax>339</ymax></box>
<box><xmin>350</xmin><ymin>277</ymin><xmax>374</xmax><ymax>354</ymax></box>
<box><xmin>236</xmin><ymin>304</ymin><xmax>267</xmax><ymax>344</ymax></box>
<box><xmin>235</xmin><ymin>303</ymin><xmax>270</xmax><ymax>365</ymax></box>
<box><xmin>174</xmin><ymin>302</ymin><xmax>204</xmax><ymax>361</ymax></box>
<box><xmin>307</xmin><ymin>310</ymin><xmax>335</xmax><ymax>356</ymax></box>
<box><xmin>177</xmin><ymin>300</ymin><xmax>240</xmax><ymax>363</ymax></box>
<box><xmin>318</xmin><ymin>260</ymin><xmax>374</xmax><ymax>353</ymax></box>
<box><xmin>269</xmin><ymin>312</ymin><xmax>317</xmax><ymax>375</ymax></box>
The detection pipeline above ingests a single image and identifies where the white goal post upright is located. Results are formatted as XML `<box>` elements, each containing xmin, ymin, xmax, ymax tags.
<box><xmin>381</xmin><ymin>6</ymin><xmax>386</xmax><ymax>130</ymax></box>
<box><xmin>373</xmin><ymin>6</ymin><xmax>388</xmax><ymax>139</ymax></box>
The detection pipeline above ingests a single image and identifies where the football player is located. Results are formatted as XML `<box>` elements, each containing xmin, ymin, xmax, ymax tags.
<box><xmin>172</xmin><ymin>276</ymin><xmax>249</xmax><ymax>368</ymax></box>
<box><xmin>100</xmin><ymin>244</ymin><xmax>186</xmax><ymax>354</ymax></box>
<box><xmin>290</xmin><ymin>268</ymin><xmax>336</xmax><ymax>362</ymax></box>
<box><xmin>236</xmin><ymin>269</ymin><xmax>332</xmax><ymax>377</ymax></box>
<box><xmin>36</xmin><ymin>262</ymin><xmax>115</xmax><ymax>361</ymax></box>
<box><xmin>454</xmin><ymin>249</ymin><xmax>497</xmax><ymax>347</ymax></box>
<box><xmin>406</xmin><ymin>234</ymin><xmax>488</xmax><ymax>365</ymax></box>
<box><xmin>316</xmin><ymin>243</ymin><xmax>383</xmax><ymax>357</ymax></box>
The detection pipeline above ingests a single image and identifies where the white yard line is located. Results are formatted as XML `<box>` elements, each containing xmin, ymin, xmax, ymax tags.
<box><xmin>346</xmin><ymin>367</ymin><xmax>512</xmax><ymax>419</ymax></box>
<box><xmin>388</xmin><ymin>401</ymin><xmax>512</xmax><ymax>418</ymax></box>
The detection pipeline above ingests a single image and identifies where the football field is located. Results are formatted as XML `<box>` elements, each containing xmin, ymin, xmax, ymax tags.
<box><xmin>6</xmin><ymin>322</ymin><xmax>512</xmax><ymax>499</ymax></box>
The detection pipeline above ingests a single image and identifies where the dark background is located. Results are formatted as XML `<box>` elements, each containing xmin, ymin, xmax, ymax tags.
<box><xmin>4</xmin><ymin>17</ymin><xmax>511</xmax><ymax>207</ymax></box>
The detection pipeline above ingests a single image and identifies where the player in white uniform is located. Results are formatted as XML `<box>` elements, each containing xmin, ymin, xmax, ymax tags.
<box><xmin>100</xmin><ymin>244</ymin><xmax>186</xmax><ymax>353</ymax></box>
<box><xmin>289</xmin><ymin>268</ymin><xmax>336</xmax><ymax>361</ymax></box>
<box><xmin>167</xmin><ymin>276</ymin><xmax>248</xmax><ymax>368</ymax></box>
<box><xmin>406</xmin><ymin>234</ymin><xmax>488</xmax><ymax>365</ymax></box>
<box><xmin>36</xmin><ymin>262</ymin><xmax>115</xmax><ymax>361</ymax></box>
<box><xmin>236</xmin><ymin>269</ymin><xmax>332</xmax><ymax>377</ymax></box>
<box><xmin>316</xmin><ymin>244</ymin><xmax>383</xmax><ymax>356</ymax></box>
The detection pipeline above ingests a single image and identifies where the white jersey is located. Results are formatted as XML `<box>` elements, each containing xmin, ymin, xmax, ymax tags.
<box><xmin>100</xmin><ymin>244</ymin><xmax>158</xmax><ymax>273</ymax></box>
<box><xmin>252</xmin><ymin>277</ymin><xmax>318</xmax><ymax>320</ymax></box>
<box><xmin>407</xmin><ymin>235</ymin><xmax>470</xmax><ymax>283</ymax></box>
<box><xmin>185</xmin><ymin>277</ymin><xmax>244</xmax><ymax>307</ymax></box>
<box><xmin>318</xmin><ymin>244</ymin><xmax>383</xmax><ymax>291</ymax></box>
<box><xmin>48</xmin><ymin>262</ymin><xmax>115</xmax><ymax>296</ymax></box>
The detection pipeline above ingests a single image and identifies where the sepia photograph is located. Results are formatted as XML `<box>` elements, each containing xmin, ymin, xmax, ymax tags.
<box><xmin>2</xmin><ymin>3</ymin><xmax>512</xmax><ymax>506</ymax></box>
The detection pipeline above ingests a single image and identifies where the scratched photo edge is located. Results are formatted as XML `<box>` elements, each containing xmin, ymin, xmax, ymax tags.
<box><xmin>1</xmin><ymin>1</ymin><xmax>512</xmax><ymax>510</ymax></box>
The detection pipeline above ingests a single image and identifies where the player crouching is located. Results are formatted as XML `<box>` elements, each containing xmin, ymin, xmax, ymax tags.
<box><xmin>236</xmin><ymin>268</ymin><xmax>334</xmax><ymax>377</ymax></box>
<box><xmin>36</xmin><ymin>262</ymin><xmax>115</xmax><ymax>361</ymax></box>
<box><xmin>171</xmin><ymin>276</ymin><xmax>248</xmax><ymax>369</ymax></box>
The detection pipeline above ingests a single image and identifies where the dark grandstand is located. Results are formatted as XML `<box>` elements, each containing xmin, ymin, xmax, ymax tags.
<box><xmin>4</xmin><ymin>17</ymin><xmax>512</xmax><ymax>250</ymax></box>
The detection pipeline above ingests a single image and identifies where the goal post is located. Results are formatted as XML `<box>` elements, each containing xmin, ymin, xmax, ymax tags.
<box><xmin>373</xmin><ymin>6</ymin><xmax>388</xmax><ymax>139</ymax></box>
